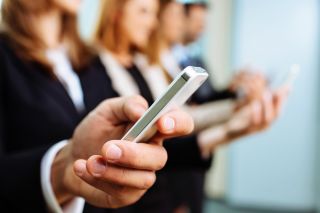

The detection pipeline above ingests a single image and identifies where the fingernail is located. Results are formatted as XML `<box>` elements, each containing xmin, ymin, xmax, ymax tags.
<box><xmin>106</xmin><ymin>144</ymin><xmax>122</xmax><ymax>161</ymax></box>
<box><xmin>91</xmin><ymin>158</ymin><xmax>106</xmax><ymax>177</ymax></box>
<box><xmin>164</xmin><ymin>117</ymin><xmax>175</xmax><ymax>131</ymax></box>
<box><xmin>74</xmin><ymin>161</ymin><xmax>86</xmax><ymax>177</ymax></box>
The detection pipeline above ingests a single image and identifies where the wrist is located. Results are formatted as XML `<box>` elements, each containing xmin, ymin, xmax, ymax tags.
<box><xmin>224</xmin><ymin>111</ymin><xmax>251</xmax><ymax>139</ymax></box>
<box><xmin>197</xmin><ymin>125</ymin><xmax>228</xmax><ymax>159</ymax></box>
<box><xmin>51</xmin><ymin>141</ymin><xmax>76</xmax><ymax>205</ymax></box>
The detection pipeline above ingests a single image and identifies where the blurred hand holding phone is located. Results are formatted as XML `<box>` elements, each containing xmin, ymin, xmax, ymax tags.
<box><xmin>234</xmin><ymin>64</ymin><xmax>300</xmax><ymax>103</ymax></box>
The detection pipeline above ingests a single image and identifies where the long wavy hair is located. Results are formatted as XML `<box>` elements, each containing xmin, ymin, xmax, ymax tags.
<box><xmin>1</xmin><ymin>0</ymin><xmax>94</xmax><ymax>74</ymax></box>
<box><xmin>95</xmin><ymin>0</ymin><xmax>160</xmax><ymax>64</ymax></box>
<box><xmin>144</xmin><ymin>0</ymin><xmax>175</xmax><ymax>65</ymax></box>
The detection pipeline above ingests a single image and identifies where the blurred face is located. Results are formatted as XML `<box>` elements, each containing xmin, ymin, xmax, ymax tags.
<box><xmin>121</xmin><ymin>0</ymin><xmax>159</xmax><ymax>49</ymax></box>
<box><xmin>160</xmin><ymin>2</ymin><xmax>186</xmax><ymax>45</ymax></box>
<box><xmin>185</xmin><ymin>5</ymin><xmax>207</xmax><ymax>43</ymax></box>
<box><xmin>51</xmin><ymin>0</ymin><xmax>83</xmax><ymax>14</ymax></box>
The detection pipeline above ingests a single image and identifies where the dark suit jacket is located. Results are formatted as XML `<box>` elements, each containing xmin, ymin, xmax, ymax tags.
<box><xmin>0</xmin><ymin>36</ymin><xmax>119</xmax><ymax>212</ymax></box>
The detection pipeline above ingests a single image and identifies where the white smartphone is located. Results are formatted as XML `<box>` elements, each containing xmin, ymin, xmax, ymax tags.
<box><xmin>122</xmin><ymin>66</ymin><xmax>209</xmax><ymax>143</ymax></box>
<box><xmin>270</xmin><ymin>64</ymin><xmax>300</xmax><ymax>89</ymax></box>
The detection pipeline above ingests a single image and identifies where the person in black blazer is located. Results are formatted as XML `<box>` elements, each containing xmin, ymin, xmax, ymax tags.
<box><xmin>153</xmin><ymin>1</ymin><xmax>290</xmax><ymax>213</ymax></box>
<box><xmin>0</xmin><ymin>0</ymin><xmax>194</xmax><ymax>212</ymax></box>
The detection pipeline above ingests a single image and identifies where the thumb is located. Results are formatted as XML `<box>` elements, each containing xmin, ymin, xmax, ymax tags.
<box><xmin>94</xmin><ymin>96</ymin><xmax>149</xmax><ymax>125</ymax></box>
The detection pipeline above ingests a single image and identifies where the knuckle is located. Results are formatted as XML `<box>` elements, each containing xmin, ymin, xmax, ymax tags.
<box><xmin>119</xmin><ymin>168</ymin><xmax>129</xmax><ymax>182</ymax></box>
<box><xmin>155</xmin><ymin>147</ymin><xmax>168</xmax><ymax>170</ymax></box>
<box><xmin>128</xmin><ymin>95</ymin><xmax>146</xmax><ymax>107</ymax></box>
<box><xmin>126</xmin><ymin>144</ymin><xmax>141</xmax><ymax>166</ymax></box>
<box><xmin>181</xmin><ymin>120</ymin><xmax>194</xmax><ymax>135</ymax></box>
<box><xmin>106</xmin><ymin>168</ymin><xmax>130</xmax><ymax>187</ymax></box>
<box><xmin>180</xmin><ymin>113</ymin><xmax>194</xmax><ymax>134</ymax></box>
<box><xmin>141</xmin><ymin>173</ymin><xmax>156</xmax><ymax>189</ymax></box>
<box><xmin>111</xmin><ymin>184</ymin><xmax>128</xmax><ymax>198</ymax></box>
<box><xmin>132</xmin><ymin>95</ymin><xmax>146</xmax><ymax>103</ymax></box>
<box><xmin>100</xmin><ymin>99</ymin><xmax>113</xmax><ymax>110</ymax></box>
<box><xmin>130</xmin><ymin>94</ymin><xmax>142</xmax><ymax>100</ymax></box>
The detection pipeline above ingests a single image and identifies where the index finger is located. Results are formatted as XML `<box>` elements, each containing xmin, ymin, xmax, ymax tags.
<box><xmin>101</xmin><ymin>140</ymin><xmax>168</xmax><ymax>171</ymax></box>
<box><xmin>95</xmin><ymin>96</ymin><xmax>148</xmax><ymax>125</ymax></box>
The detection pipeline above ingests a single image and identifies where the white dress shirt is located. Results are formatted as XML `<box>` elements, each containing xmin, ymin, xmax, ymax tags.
<box><xmin>99</xmin><ymin>51</ymin><xmax>169</xmax><ymax>99</ymax></box>
<box><xmin>46</xmin><ymin>46</ymin><xmax>85</xmax><ymax>113</ymax></box>
<box><xmin>41</xmin><ymin>47</ymin><xmax>86</xmax><ymax>213</ymax></box>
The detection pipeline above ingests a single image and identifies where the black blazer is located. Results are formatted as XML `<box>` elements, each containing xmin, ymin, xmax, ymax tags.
<box><xmin>0</xmin><ymin>36</ymin><xmax>119</xmax><ymax>212</ymax></box>
<box><xmin>0</xmin><ymin>36</ymin><xmax>209</xmax><ymax>212</ymax></box>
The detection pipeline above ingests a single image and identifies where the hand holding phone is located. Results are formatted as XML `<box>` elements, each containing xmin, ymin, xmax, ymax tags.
<box><xmin>122</xmin><ymin>66</ymin><xmax>209</xmax><ymax>143</ymax></box>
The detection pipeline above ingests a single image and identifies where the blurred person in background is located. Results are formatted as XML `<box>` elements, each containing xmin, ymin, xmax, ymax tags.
<box><xmin>158</xmin><ymin>0</ymin><xmax>265</xmax><ymax>103</ymax></box>
<box><xmin>0</xmin><ymin>0</ymin><xmax>194</xmax><ymax>212</ymax></box>
<box><xmin>148</xmin><ymin>0</ymin><xmax>290</xmax><ymax>212</ymax></box>
<box><xmin>95</xmin><ymin>0</ymin><xmax>205</xmax><ymax>212</ymax></box>
<box><xmin>95</xmin><ymin>0</ymin><xmax>289</xmax><ymax>213</ymax></box>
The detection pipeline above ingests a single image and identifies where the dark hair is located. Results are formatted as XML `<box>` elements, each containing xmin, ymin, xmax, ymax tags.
<box><xmin>184</xmin><ymin>2</ymin><xmax>209</xmax><ymax>16</ymax></box>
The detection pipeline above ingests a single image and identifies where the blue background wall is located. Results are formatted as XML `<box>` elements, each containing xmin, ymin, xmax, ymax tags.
<box><xmin>227</xmin><ymin>0</ymin><xmax>320</xmax><ymax>211</ymax></box>
<box><xmin>79</xmin><ymin>0</ymin><xmax>100</xmax><ymax>40</ymax></box>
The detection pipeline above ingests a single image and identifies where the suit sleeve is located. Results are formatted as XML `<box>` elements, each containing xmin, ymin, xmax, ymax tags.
<box><xmin>191</xmin><ymin>79</ymin><xmax>237</xmax><ymax>104</ymax></box>
<box><xmin>163</xmin><ymin>135</ymin><xmax>213</xmax><ymax>171</ymax></box>
<box><xmin>0</xmin><ymin>54</ymin><xmax>50</xmax><ymax>212</ymax></box>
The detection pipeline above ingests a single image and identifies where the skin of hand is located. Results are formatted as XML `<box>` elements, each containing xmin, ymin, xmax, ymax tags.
<box><xmin>197</xmin><ymin>86</ymin><xmax>289</xmax><ymax>159</ymax></box>
<box><xmin>229</xmin><ymin>68</ymin><xmax>268</xmax><ymax>105</ymax></box>
<box><xmin>51</xmin><ymin>95</ymin><xmax>194</xmax><ymax>208</ymax></box>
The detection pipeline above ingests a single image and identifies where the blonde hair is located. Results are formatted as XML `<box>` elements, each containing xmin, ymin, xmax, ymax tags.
<box><xmin>145</xmin><ymin>0</ymin><xmax>175</xmax><ymax>65</ymax></box>
<box><xmin>95</xmin><ymin>0</ymin><xmax>160</xmax><ymax>64</ymax></box>
<box><xmin>1</xmin><ymin>0</ymin><xmax>94</xmax><ymax>75</ymax></box>
<box><xmin>95</xmin><ymin>0</ymin><xmax>129</xmax><ymax>53</ymax></box>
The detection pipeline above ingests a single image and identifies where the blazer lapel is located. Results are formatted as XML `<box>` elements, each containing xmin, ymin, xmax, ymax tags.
<box><xmin>29</xmin><ymin>66</ymin><xmax>82</xmax><ymax>125</ymax></box>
